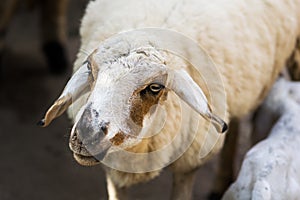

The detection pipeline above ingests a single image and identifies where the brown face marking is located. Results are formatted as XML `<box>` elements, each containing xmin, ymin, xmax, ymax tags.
<box><xmin>129</xmin><ymin>85</ymin><xmax>168</xmax><ymax>127</ymax></box>
<box><xmin>110</xmin><ymin>132</ymin><xmax>127</xmax><ymax>146</ymax></box>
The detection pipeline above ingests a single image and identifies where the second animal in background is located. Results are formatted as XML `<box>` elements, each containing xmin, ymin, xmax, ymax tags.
<box><xmin>223</xmin><ymin>77</ymin><xmax>300</xmax><ymax>200</ymax></box>
<box><xmin>0</xmin><ymin>0</ymin><xmax>69</xmax><ymax>74</ymax></box>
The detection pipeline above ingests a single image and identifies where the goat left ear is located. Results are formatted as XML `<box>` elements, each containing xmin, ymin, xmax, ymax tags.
<box><xmin>38</xmin><ymin>65</ymin><xmax>90</xmax><ymax>127</ymax></box>
<box><xmin>167</xmin><ymin>69</ymin><xmax>228</xmax><ymax>133</ymax></box>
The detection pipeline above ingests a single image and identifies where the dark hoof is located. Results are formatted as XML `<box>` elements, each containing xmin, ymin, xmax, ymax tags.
<box><xmin>207</xmin><ymin>192</ymin><xmax>223</xmax><ymax>200</ymax></box>
<box><xmin>43</xmin><ymin>41</ymin><xmax>69</xmax><ymax>75</ymax></box>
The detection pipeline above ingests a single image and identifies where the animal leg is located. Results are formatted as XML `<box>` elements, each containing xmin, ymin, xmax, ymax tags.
<box><xmin>171</xmin><ymin>169</ymin><xmax>197</xmax><ymax>200</ymax></box>
<box><xmin>106</xmin><ymin>175</ymin><xmax>129</xmax><ymax>200</ymax></box>
<box><xmin>209</xmin><ymin>118</ymin><xmax>239</xmax><ymax>200</ymax></box>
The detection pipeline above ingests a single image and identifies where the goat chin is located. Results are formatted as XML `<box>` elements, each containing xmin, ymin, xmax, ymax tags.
<box><xmin>73</xmin><ymin>153</ymin><xmax>100</xmax><ymax>166</ymax></box>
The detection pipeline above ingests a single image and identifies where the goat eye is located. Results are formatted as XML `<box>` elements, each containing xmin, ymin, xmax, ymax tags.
<box><xmin>149</xmin><ymin>83</ymin><xmax>164</xmax><ymax>94</ymax></box>
<box><xmin>83</xmin><ymin>60</ymin><xmax>92</xmax><ymax>71</ymax></box>
<box><xmin>87</xmin><ymin>62</ymin><xmax>91</xmax><ymax>70</ymax></box>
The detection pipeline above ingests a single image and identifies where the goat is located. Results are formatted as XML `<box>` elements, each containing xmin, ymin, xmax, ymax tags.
<box><xmin>40</xmin><ymin>0</ymin><xmax>300</xmax><ymax>199</ymax></box>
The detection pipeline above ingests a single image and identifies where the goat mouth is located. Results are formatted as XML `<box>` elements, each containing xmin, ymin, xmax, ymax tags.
<box><xmin>69</xmin><ymin>137</ymin><xmax>111</xmax><ymax>166</ymax></box>
<box><xmin>72</xmin><ymin>145</ymin><xmax>110</xmax><ymax>166</ymax></box>
<box><xmin>73</xmin><ymin>153</ymin><xmax>101</xmax><ymax>166</ymax></box>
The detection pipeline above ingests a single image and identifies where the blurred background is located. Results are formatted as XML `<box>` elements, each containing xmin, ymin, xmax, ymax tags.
<box><xmin>0</xmin><ymin>0</ymin><xmax>251</xmax><ymax>199</ymax></box>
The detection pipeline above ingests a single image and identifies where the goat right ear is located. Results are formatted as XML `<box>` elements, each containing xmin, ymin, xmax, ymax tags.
<box><xmin>38</xmin><ymin>65</ymin><xmax>90</xmax><ymax>127</ymax></box>
<box><xmin>167</xmin><ymin>69</ymin><xmax>228</xmax><ymax>133</ymax></box>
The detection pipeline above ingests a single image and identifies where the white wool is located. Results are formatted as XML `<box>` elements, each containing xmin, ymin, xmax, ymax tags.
<box><xmin>223</xmin><ymin>78</ymin><xmax>300</xmax><ymax>200</ymax></box>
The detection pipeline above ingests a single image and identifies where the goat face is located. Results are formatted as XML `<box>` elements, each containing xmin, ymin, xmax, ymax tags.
<box><xmin>71</xmin><ymin>47</ymin><xmax>170</xmax><ymax>165</ymax></box>
<box><xmin>39</xmin><ymin>43</ymin><xmax>227</xmax><ymax>166</ymax></box>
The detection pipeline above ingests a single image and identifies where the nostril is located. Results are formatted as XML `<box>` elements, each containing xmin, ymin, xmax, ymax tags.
<box><xmin>70</xmin><ymin>129</ymin><xmax>83</xmax><ymax>146</ymax></box>
<box><xmin>71</xmin><ymin>132</ymin><xmax>77</xmax><ymax>141</ymax></box>
<box><xmin>100</xmin><ymin>121</ymin><xmax>109</xmax><ymax>135</ymax></box>
<box><xmin>101</xmin><ymin>126</ymin><xmax>108</xmax><ymax>135</ymax></box>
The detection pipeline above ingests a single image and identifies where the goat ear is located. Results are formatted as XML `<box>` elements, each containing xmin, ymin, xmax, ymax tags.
<box><xmin>167</xmin><ymin>69</ymin><xmax>228</xmax><ymax>133</ymax></box>
<box><xmin>38</xmin><ymin>65</ymin><xmax>90</xmax><ymax>127</ymax></box>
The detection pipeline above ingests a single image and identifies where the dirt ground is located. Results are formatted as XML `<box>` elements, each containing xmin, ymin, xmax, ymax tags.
<box><xmin>0</xmin><ymin>1</ymin><xmax>252</xmax><ymax>199</ymax></box>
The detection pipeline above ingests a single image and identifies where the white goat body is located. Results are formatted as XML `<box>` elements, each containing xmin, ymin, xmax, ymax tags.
<box><xmin>223</xmin><ymin>78</ymin><xmax>300</xmax><ymax>200</ymax></box>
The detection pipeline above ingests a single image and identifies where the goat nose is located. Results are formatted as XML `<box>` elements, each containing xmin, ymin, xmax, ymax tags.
<box><xmin>100</xmin><ymin>121</ymin><xmax>109</xmax><ymax>135</ymax></box>
<box><xmin>76</xmin><ymin>108</ymin><xmax>109</xmax><ymax>141</ymax></box>
<box><xmin>76</xmin><ymin>120</ymin><xmax>109</xmax><ymax>144</ymax></box>
<box><xmin>76</xmin><ymin>107</ymin><xmax>99</xmax><ymax>135</ymax></box>
<box><xmin>73</xmin><ymin>119</ymin><xmax>111</xmax><ymax>158</ymax></box>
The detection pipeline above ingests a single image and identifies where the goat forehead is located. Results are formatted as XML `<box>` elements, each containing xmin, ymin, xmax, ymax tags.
<box><xmin>88</xmin><ymin>62</ymin><xmax>166</xmax><ymax>105</ymax></box>
<box><xmin>94</xmin><ymin>56</ymin><xmax>167</xmax><ymax>87</ymax></box>
<box><xmin>92</xmin><ymin>41</ymin><xmax>165</xmax><ymax>72</ymax></box>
